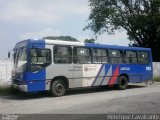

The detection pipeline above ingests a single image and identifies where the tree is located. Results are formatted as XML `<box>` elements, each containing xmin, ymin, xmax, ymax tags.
<box><xmin>86</xmin><ymin>0</ymin><xmax>160</xmax><ymax>61</ymax></box>
<box><xmin>44</xmin><ymin>36</ymin><xmax>78</xmax><ymax>42</ymax></box>
<box><xmin>84</xmin><ymin>38</ymin><xmax>95</xmax><ymax>43</ymax></box>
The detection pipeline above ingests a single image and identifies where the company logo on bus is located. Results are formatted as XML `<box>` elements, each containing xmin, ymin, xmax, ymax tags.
<box><xmin>120</xmin><ymin>67</ymin><xmax>130</xmax><ymax>71</ymax></box>
<box><xmin>146</xmin><ymin>66</ymin><xmax>151</xmax><ymax>71</ymax></box>
<box><xmin>84</xmin><ymin>67</ymin><xmax>88</xmax><ymax>72</ymax></box>
<box><xmin>84</xmin><ymin>65</ymin><xmax>97</xmax><ymax>72</ymax></box>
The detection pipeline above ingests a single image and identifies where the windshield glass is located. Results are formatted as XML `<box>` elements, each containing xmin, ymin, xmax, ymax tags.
<box><xmin>14</xmin><ymin>47</ymin><xmax>27</xmax><ymax>72</ymax></box>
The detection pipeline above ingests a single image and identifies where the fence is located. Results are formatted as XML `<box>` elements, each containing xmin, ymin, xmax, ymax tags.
<box><xmin>0</xmin><ymin>59</ymin><xmax>159</xmax><ymax>85</ymax></box>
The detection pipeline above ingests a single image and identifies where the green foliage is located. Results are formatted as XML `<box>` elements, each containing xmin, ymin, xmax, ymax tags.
<box><xmin>44</xmin><ymin>36</ymin><xmax>79</xmax><ymax>42</ymax></box>
<box><xmin>153</xmin><ymin>76</ymin><xmax>160</xmax><ymax>82</ymax></box>
<box><xmin>0</xmin><ymin>85</ymin><xmax>20</xmax><ymax>96</ymax></box>
<box><xmin>84</xmin><ymin>38</ymin><xmax>95</xmax><ymax>43</ymax></box>
<box><xmin>86</xmin><ymin>0</ymin><xmax>160</xmax><ymax>61</ymax></box>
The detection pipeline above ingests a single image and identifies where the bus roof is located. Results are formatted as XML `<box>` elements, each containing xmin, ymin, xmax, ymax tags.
<box><xmin>45</xmin><ymin>39</ymin><xmax>84</xmax><ymax>46</ymax></box>
<box><xmin>85</xmin><ymin>43</ymin><xmax>151</xmax><ymax>51</ymax></box>
<box><xmin>44</xmin><ymin>39</ymin><xmax>151</xmax><ymax>51</ymax></box>
<box><xmin>18</xmin><ymin>39</ymin><xmax>151</xmax><ymax>51</ymax></box>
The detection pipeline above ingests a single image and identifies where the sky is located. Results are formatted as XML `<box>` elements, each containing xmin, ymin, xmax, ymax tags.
<box><xmin>0</xmin><ymin>0</ymin><xmax>129</xmax><ymax>59</ymax></box>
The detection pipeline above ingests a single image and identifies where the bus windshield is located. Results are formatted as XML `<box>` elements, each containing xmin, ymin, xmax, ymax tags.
<box><xmin>14</xmin><ymin>47</ymin><xmax>27</xmax><ymax>72</ymax></box>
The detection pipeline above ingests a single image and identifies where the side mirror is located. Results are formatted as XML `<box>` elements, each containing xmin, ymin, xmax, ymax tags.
<box><xmin>8</xmin><ymin>52</ymin><xmax>11</xmax><ymax>58</ymax></box>
<box><xmin>8</xmin><ymin>50</ymin><xmax>13</xmax><ymax>59</ymax></box>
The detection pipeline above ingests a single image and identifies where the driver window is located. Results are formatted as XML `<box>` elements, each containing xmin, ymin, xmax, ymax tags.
<box><xmin>30</xmin><ymin>48</ymin><xmax>51</xmax><ymax>72</ymax></box>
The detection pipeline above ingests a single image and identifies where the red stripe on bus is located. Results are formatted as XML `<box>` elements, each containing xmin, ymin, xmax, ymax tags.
<box><xmin>108</xmin><ymin>66</ymin><xmax>119</xmax><ymax>87</ymax></box>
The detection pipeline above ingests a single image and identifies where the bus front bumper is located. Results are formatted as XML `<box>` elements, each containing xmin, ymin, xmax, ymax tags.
<box><xmin>12</xmin><ymin>84</ymin><xmax>28</xmax><ymax>92</ymax></box>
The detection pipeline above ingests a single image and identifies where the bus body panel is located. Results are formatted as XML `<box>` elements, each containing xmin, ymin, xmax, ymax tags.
<box><xmin>25</xmin><ymin>40</ymin><xmax>46</xmax><ymax>92</ymax></box>
<box><xmin>23</xmin><ymin>70</ymin><xmax>46</xmax><ymax>92</ymax></box>
<box><xmin>12</xmin><ymin>39</ymin><xmax>153</xmax><ymax>92</ymax></box>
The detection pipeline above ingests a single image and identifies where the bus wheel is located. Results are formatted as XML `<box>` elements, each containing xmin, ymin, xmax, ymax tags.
<box><xmin>50</xmin><ymin>79</ymin><xmax>66</xmax><ymax>97</ymax></box>
<box><xmin>118</xmin><ymin>76</ymin><xmax>128</xmax><ymax>90</ymax></box>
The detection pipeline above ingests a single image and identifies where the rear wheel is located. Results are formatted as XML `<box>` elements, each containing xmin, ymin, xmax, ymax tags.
<box><xmin>50</xmin><ymin>79</ymin><xmax>66</xmax><ymax>97</ymax></box>
<box><xmin>117</xmin><ymin>76</ymin><xmax>128</xmax><ymax>90</ymax></box>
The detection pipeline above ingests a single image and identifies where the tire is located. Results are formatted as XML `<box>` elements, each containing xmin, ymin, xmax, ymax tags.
<box><xmin>50</xmin><ymin>79</ymin><xmax>66</xmax><ymax>97</ymax></box>
<box><xmin>117</xmin><ymin>76</ymin><xmax>128</xmax><ymax>90</ymax></box>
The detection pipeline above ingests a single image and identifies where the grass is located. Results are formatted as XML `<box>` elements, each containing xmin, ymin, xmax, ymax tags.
<box><xmin>153</xmin><ymin>76</ymin><xmax>160</xmax><ymax>82</ymax></box>
<box><xmin>0</xmin><ymin>85</ymin><xmax>20</xmax><ymax>96</ymax></box>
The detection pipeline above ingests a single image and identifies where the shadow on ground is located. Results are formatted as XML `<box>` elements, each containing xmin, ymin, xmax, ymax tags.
<box><xmin>0</xmin><ymin>85</ymin><xmax>146</xmax><ymax>100</ymax></box>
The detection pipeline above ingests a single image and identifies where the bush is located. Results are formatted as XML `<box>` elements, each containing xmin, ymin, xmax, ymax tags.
<box><xmin>0</xmin><ymin>85</ymin><xmax>20</xmax><ymax>96</ymax></box>
<box><xmin>153</xmin><ymin>76</ymin><xmax>160</xmax><ymax>82</ymax></box>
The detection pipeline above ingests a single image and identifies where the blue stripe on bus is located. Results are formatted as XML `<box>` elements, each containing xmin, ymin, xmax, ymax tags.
<box><xmin>100</xmin><ymin>65</ymin><xmax>111</xmax><ymax>85</ymax></box>
<box><xmin>91</xmin><ymin>64</ymin><xmax>104</xmax><ymax>86</ymax></box>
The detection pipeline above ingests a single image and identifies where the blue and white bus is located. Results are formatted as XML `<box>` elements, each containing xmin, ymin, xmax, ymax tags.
<box><xmin>9</xmin><ymin>39</ymin><xmax>153</xmax><ymax>96</ymax></box>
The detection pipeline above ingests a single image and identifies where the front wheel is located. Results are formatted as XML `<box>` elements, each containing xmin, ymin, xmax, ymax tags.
<box><xmin>50</xmin><ymin>79</ymin><xmax>66</xmax><ymax>97</ymax></box>
<box><xmin>117</xmin><ymin>76</ymin><xmax>128</xmax><ymax>90</ymax></box>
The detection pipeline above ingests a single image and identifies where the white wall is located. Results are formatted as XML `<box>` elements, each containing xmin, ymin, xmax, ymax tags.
<box><xmin>153</xmin><ymin>62</ymin><xmax>160</xmax><ymax>77</ymax></box>
<box><xmin>0</xmin><ymin>59</ymin><xmax>13</xmax><ymax>85</ymax></box>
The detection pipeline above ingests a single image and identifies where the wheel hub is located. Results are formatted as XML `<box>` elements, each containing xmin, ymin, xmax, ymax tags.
<box><xmin>56</xmin><ymin>83</ymin><xmax>63</xmax><ymax>93</ymax></box>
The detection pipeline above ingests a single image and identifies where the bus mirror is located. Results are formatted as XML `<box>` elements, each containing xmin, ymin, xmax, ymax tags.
<box><xmin>8</xmin><ymin>52</ymin><xmax>11</xmax><ymax>58</ymax></box>
<box><xmin>8</xmin><ymin>50</ymin><xmax>13</xmax><ymax>59</ymax></box>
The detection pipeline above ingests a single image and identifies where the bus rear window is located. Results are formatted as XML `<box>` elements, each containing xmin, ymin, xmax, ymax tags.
<box><xmin>138</xmin><ymin>51</ymin><xmax>149</xmax><ymax>64</ymax></box>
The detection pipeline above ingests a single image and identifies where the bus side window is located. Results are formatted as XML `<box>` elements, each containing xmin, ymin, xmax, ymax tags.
<box><xmin>124</xmin><ymin>51</ymin><xmax>137</xmax><ymax>64</ymax></box>
<box><xmin>92</xmin><ymin>49</ymin><xmax>108</xmax><ymax>64</ymax></box>
<box><xmin>30</xmin><ymin>48</ymin><xmax>51</xmax><ymax>72</ymax></box>
<box><xmin>73</xmin><ymin>47</ymin><xmax>91</xmax><ymax>64</ymax></box>
<box><xmin>137</xmin><ymin>51</ymin><xmax>149</xmax><ymax>64</ymax></box>
<box><xmin>54</xmin><ymin>46</ymin><xmax>72</xmax><ymax>64</ymax></box>
<box><xmin>109</xmin><ymin>50</ymin><xmax>123</xmax><ymax>64</ymax></box>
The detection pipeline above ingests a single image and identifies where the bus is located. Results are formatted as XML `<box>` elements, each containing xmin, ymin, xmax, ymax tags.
<box><xmin>9</xmin><ymin>39</ymin><xmax>153</xmax><ymax>96</ymax></box>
